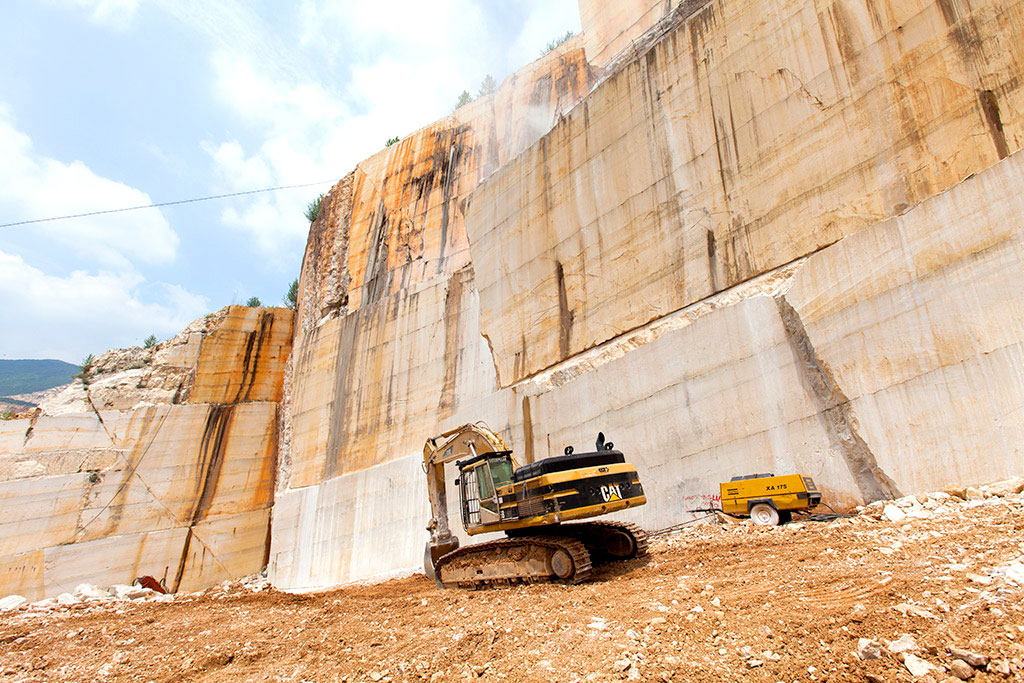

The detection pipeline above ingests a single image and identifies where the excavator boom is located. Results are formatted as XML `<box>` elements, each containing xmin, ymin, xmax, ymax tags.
<box><xmin>423</xmin><ymin>423</ymin><xmax>512</xmax><ymax>569</ymax></box>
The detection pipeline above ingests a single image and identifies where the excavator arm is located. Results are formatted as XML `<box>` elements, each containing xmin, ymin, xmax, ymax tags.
<box><xmin>423</xmin><ymin>423</ymin><xmax>511</xmax><ymax>573</ymax></box>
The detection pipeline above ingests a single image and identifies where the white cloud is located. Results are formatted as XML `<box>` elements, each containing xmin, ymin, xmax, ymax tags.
<box><xmin>0</xmin><ymin>105</ymin><xmax>178</xmax><ymax>269</ymax></box>
<box><xmin>0</xmin><ymin>251</ymin><xmax>208</xmax><ymax>362</ymax></box>
<box><xmin>0</xmin><ymin>104</ymin><xmax>204</xmax><ymax>362</ymax></box>
<box><xmin>50</xmin><ymin>0</ymin><xmax>140</xmax><ymax>31</ymax></box>
<box><xmin>193</xmin><ymin>0</ymin><xmax>582</xmax><ymax>256</ymax></box>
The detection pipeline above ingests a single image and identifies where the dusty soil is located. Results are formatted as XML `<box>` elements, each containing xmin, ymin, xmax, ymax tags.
<box><xmin>2</xmin><ymin>497</ymin><xmax>1022</xmax><ymax>683</ymax></box>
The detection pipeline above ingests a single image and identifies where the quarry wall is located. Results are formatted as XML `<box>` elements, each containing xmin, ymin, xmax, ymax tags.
<box><xmin>272</xmin><ymin>0</ymin><xmax>1024</xmax><ymax>592</ymax></box>
<box><xmin>3</xmin><ymin>0</ymin><xmax>1023</xmax><ymax>600</ymax></box>
<box><xmin>0</xmin><ymin>307</ymin><xmax>293</xmax><ymax>601</ymax></box>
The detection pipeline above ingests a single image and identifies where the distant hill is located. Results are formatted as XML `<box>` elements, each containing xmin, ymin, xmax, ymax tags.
<box><xmin>0</xmin><ymin>359</ymin><xmax>79</xmax><ymax>397</ymax></box>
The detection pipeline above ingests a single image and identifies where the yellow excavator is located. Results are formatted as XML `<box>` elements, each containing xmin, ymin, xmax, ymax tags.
<box><xmin>423</xmin><ymin>423</ymin><xmax>648</xmax><ymax>589</ymax></box>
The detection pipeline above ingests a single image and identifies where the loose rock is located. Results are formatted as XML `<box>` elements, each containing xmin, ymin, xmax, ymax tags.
<box><xmin>902</xmin><ymin>653</ymin><xmax>939</xmax><ymax>677</ymax></box>
<box><xmin>949</xmin><ymin>647</ymin><xmax>989</xmax><ymax>668</ymax></box>
<box><xmin>0</xmin><ymin>595</ymin><xmax>27</xmax><ymax>611</ymax></box>
<box><xmin>857</xmin><ymin>638</ymin><xmax>882</xmax><ymax>661</ymax></box>
<box><xmin>950</xmin><ymin>659</ymin><xmax>975</xmax><ymax>680</ymax></box>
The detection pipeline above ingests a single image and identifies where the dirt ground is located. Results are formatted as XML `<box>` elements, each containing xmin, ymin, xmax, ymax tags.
<box><xmin>2</xmin><ymin>494</ymin><xmax>1023</xmax><ymax>683</ymax></box>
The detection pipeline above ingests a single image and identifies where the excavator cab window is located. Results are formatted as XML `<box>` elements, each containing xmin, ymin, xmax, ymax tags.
<box><xmin>460</xmin><ymin>454</ymin><xmax>513</xmax><ymax>526</ymax></box>
<box><xmin>487</xmin><ymin>456</ymin><xmax>513</xmax><ymax>488</ymax></box>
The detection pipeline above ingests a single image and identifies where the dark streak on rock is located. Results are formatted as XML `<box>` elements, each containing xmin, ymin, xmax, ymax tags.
<box><xmin>555</xmin><ymin>260</ymin><xmax>573</xmax><ymax>360</ymax></box>
<box><xmin>438</xmin><ymin>269</ymin><xmax>470</xmax><ymax>416</ymax></box>
<box><xmin>521</xmin><ymin>396</ymin><xmax>535</xmax><ymax>465</ymax></box>
<box><xmin>362</xmin><ymin>201</ymin><xmax>393</xmax><ymax>305</ymax></box>
<box><xmin>233</xmin><ymin>310</ymin><xmax>275</xmax><ymax>403</ymax></box>
<box><xmin>706</xmin><ymin>228</ymin><xmax>719</xmax><ymax>292</ymax></box>
<box><xmin>22</xmin><ymin>408</ymin><xmax>41</xmax><ymax>447</ymax></box>
<box><xmin>775</xmin><ymin>297</ymin><xmax>901</xmax><ymax>503</ymax></box>
<box><xmin>431</xmin><ymin>126</ymin><xmax>470</xmax><ymax>275</ymax></box>
<box><xmin>193</xmin><ymin>404</ymin><xmax>234</xmax><ymax>524</ymax></box>
<box><xmin>935</xmin><ymin>0</ymin><xmax>959</xmax><ymax>26</ymax></box>
<box><xmin>324</xmin><ymin>317</ymin><xmax>360</xmax><ymax>481</ymax></box>
<box><xmin>979</xmin><ymin>90</ymin><xmax>1009</xmax><ymax>160</ymax></box>
<box><xmin>171</xmin><ymin>527</ymin><xmax>195</xmax><ymax>594</ymax></box>
<box><xmin>262</xmin><ymin>506</ymin><xmax>274</xmax><ymax>571</ymax></box>
<box><xmin>171</xmin><ymin>403</ymin><xmax>235</xmax><ymax>592</ymax></box>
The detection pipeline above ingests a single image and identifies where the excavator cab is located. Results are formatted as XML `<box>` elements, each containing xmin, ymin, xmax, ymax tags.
<box><xmin>457</xmin><ymin>452</ymin><xmax>516</xmax><ymax>526</ymax></box>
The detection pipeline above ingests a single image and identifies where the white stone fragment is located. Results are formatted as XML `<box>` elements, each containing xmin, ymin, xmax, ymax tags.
<box><xmin>902</xmin><ymin>653</ymin><xmax>939</xmax><ymax>677</ymax></box>
<box><xmin>888</xmin><ymin>634</ymin><xmax>919</xmax><ymax>653</ymax></box>
<box><xmin>0</xmin><ymin>595</ymin><xmax>27</xmax><ymax>611</ymax></box>
<box><xmin>857</xmin><ymin>638</ymin><xmax>882</xmax><ymax>660</ymax></box>
<box><xmin>883</xmin><ymin>504</ymin><xmax>907</xmax><ymax>522</ymax></box>
<box><xmin>74</xmin><ymin>584</ymin><xmax>109</xmax><ymax>600</ymax></box>
<box><xmin>56</xmin><ymin>592</ymin><xmax>81</xmax><ymax>606</ymax></box>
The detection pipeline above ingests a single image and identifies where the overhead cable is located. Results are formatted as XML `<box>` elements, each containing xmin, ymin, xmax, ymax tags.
<box><xmin>0</xmin><ymin>179</ymin><xmax>337</xmax><ymax>229</ymax></box>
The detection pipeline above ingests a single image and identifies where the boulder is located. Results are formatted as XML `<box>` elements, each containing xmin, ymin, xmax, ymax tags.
<box><xmin>883</xmin><ymin>504</ymin><xmax>907</xmax><ymax>522</ymax></box>
<box><xmin>902</xmin><ymin>654</ymin><xmax>939</xmax><ymax>677</ymax></box>
<box><xmin>943</xmin><ymin>485</ymin><xmax>968</xmax><ymax>500</ymax></box>
<box><xmin>857</xmin><ymin>639</ymin><xmax>882</xmax><ymax>660</ymax></box>
<box><xmin>74</xmin><ymin>584</ymin><xmax>109</xmax><ymax>601</ymax></box>
<box><xmin>888</xmin><ymin>635</ymin><xmax>920</xmax><ymax>654</ymax></box>
<box><xmin>981</xmin><ymin>478</ymin><xmax>1024</xmax><ymax>497</ymax></box>
<box><xmin>0</xmin><ymin>595</ymin><xmax>27</xmax><ymax>611</ymax></box>
<box><xmin>950</xmin><ymin>659</ymin><xmax>975</xmax><ymax>680</ymax></box>
<box><xmin>949</xmin><ymin>647</ymin><xmax>989</xmax><ymax>668</ymax></box>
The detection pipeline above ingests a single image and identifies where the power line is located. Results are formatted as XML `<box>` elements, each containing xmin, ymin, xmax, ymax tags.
<box><xmin>0</xmin><ymin>179</ymin><xmax>337</xmax><ymax>229</ymax></box>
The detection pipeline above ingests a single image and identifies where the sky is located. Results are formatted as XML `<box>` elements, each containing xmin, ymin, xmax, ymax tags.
<box><xmin>0</xmin><ymin>0</ymin><xmax>582</xmax><ymax>363</ymax></box>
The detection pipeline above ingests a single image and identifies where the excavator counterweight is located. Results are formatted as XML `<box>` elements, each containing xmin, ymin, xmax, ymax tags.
<box><xmin>422</xmin><ymin>423</ymin><xmax>648</xmax><ymax>589</ymax></box>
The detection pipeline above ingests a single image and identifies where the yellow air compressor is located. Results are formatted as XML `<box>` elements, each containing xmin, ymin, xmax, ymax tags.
<box><xmin>719</xmin><ymin>473</ymin><xmax>821</xmax><ymax>525</ymax></box>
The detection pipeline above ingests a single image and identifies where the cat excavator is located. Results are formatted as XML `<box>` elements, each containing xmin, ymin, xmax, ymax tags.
<box><xmin>423</xmin><ymin>423</ymin><xmax>648</xmax><ymax>589</ymax></box>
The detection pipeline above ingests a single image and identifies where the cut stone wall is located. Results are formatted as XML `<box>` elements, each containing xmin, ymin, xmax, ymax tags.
<box><xmin>469</xmin><ymin>0</ymin><xmax>1024</xmax><ymax>386</ymax></box>
<box><xmin>0</xmin><ymin>306</ymin><xmax>292</xmax><ymax>601</ymax></box>
<box><xmin>271</xmin><ymin>0</ymin><xmax>1024</xmax><ymax>592</ymax></box>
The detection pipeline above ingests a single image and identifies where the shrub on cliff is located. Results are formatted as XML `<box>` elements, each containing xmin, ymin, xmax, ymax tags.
<box><xmin>385</xmin><ymin>136</ymin><xmax>400</xmax><ymax>147</ymax></box>
<box><xmin>543</xmin><ymin>30</ymin><xmax>576</xmax><ymax>55</ymax></box>
<box><xmin>245</xmin><ymin>296</ymin><xmax>262</xmax><ymax>307</ymax></box>
<box><xmin>75</xmin><ymin>354</ymin><xmax>95</xmax><ymax>385</ymax></box>
<box><xmin>453</xmin><ymin>90</ymin><xmax>473</xmax><ymax>111</ymax></box>
<box><xmin>477</xmin><ymin>75</ymin><xmax>498</xmax><ymax>98</ymax></box>
<box><xmin>283</xmin><ymin>279</ymin><xmax>298</xmax><ymax>309</ymax></box>
<box><xmin>304</xmin><ymin>194</ymin><xmax>324</xmax><ymax>223</ymax></box>
<box><xmin>143</xmin><ymin>335</ymin><xmax>158</xmax><ymax>349</ymax></box>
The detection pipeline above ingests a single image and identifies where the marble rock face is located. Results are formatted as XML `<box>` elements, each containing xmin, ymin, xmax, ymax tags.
<box><xmin>0</xmin><ymin>306</ymin><xmax>292</xmax><ymax>601</ymax></box>
<box><xmin>272</xmin><ymin>0</ymin><xmax>1024</xmax><ymax>593</ymax></box>
<box><xmin>269</xmin><ymin>43</ymin><xmax>601</xmax><ymax>586</ymax></box>
<box><xmin>7</xmin><ymin>0</ymin><xmax>1022</xmax><ymax>599</ymax></box>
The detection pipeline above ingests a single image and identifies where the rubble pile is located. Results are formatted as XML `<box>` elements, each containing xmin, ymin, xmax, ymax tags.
<box><xmin>1</xmin><ymin>478</ymin><xmax>1022</xmax><ymax>682</ymax></box>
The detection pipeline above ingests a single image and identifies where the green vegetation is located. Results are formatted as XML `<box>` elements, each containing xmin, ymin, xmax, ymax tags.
<box><xmin>304</xmin><ymin>193</ymin><xmax>325</xmax><ymax>223</ymax></box>
<box><xmin>453</xmin><ymin>90</ymin><xmax>473</xmax><ymax>111</ymax></box>
<box><xmin>245</xmin><ymin>296</ymin><xmax>262</xmax><ymax>308</ymax></box>
<box><xmin>283</xmin><ymin>279</ymin><xmax>299</xmax><ymax>309</ymax></box>
<box><xmin>477</xmin><ymin>74</ymin><xmax>498</xmax><ymax>98</ymax></box>
<box><xmin>75</xmin><ymin>354</ymin><xmax>95</xmax><ymax>385</ymax></box>
<box><xmin>543</xmin><ymin>30</ymin><xmax>577</xmax><ymax>55</ymax></box>
<box><xmin>143</xmin><ymin>335</ymin><xmax>158</xmax><ymax>349</ymax></box>
<box><xmin>0</xmin><ymin>359</ymin><xmax>80</xmax><ymax>396</ymax></box>
<box><xmin>385</xmin><ymin>136</ymin><xmax>401</xmax><ymax>147</ymax></box>
<box><xmin>0</xmin><ymin>408</ymin><xmax>15</xmax><ymax>420</ymax></box>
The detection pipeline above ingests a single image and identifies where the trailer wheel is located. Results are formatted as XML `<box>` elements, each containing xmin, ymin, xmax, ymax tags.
<box><xmin>750</xmin><ymin>503</ymin><xmax>780</xmax><ymax>526</ymax></box>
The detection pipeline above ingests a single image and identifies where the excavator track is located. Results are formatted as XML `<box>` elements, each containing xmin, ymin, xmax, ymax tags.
<box><xmin>510</xmin><ymin>520</ymin><xmax>649</xmax><ymax>563</ymax></box>
<box><xmin>434</xmin><ymin>536</ymin><xmax>592</xmax><ymax>589</ymax></box>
